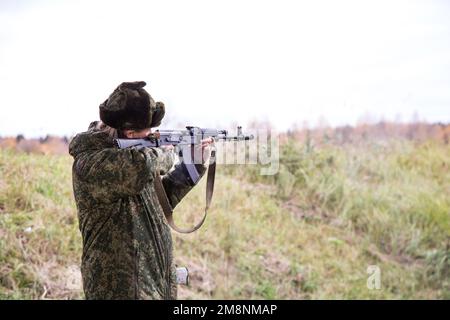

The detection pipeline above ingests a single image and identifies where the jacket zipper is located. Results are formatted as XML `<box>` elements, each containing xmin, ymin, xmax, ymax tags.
<box><xmin>166</xmin><ymin>249</ymin><xmax>171</xmax><ymax>299</ymax></box>
<box><xmin>139</xmin><ymin>192</ymin><xmax>171</xmax><ymax>299</ymax></box>
<box><xmin>134</xmin><ymin>245</ymin><xmax>140</xmax><ymax>299</ymax></box>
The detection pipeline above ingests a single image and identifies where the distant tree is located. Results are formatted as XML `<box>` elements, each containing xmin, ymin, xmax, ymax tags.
<box><xmin>39</xmin><ymin>134</ymin><xmax>51</xmax><ymax>144</ymax></box>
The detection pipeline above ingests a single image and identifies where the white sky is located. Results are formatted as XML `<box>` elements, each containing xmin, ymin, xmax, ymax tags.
<box><xmin>0</xmin><ymin>0</ymin><xmax>449</xmax><ymax>137</ymax></box>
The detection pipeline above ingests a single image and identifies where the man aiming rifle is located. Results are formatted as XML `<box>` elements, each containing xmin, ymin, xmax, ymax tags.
<box><xmin>69</xmin><ymin>81</ymin><xmax>252</xmax><ymax>299</ymax></box>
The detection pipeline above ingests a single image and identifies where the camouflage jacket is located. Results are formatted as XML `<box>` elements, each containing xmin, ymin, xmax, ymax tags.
<box><xmin>68</xmin><ymin>121</ymin><xmax>204</xmax><ymax>299</ymax></box>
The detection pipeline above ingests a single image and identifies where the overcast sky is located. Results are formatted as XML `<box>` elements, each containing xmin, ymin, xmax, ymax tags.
<box><xmin>0</xmin><ymin>0</ymin><xmax>449</xmax><ymax>137</ymax></box>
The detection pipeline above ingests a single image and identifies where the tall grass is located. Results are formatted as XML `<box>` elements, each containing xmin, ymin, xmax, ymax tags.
<box><xmin>0</xmin><ymin>138</ymin><xmax>448</xmax><ymax>299</ymax></box>
<box><xmin>219</xmin><ymin>138</ymin><xmax>449</xmax><ymax>298</ymax></box>
<box><xmin>0</xmin><ymin>150</ymin><xmax>81</xmax><ymax>299</ymax></box>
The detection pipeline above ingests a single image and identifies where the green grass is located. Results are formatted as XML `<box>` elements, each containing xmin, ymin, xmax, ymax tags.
<box><xmin>0</xmin><ymin>150</ymin><xmax>81</xmax><ymax>299</ymax></box>
<box><xmin>0</xmin><ymin>139</ymin><xmax>449</xmax><ymax>299</ymax></box>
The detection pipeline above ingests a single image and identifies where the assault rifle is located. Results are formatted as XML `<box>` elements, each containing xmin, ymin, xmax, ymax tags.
<box><xmin>114</xmin><ymin>126</ymin><xmax>254</xmax><ymax>233</ymax></box>
<box><xmin>115</xmin><ymin>125</ymin><xmax>253</xmax><ymax>148</ymax></box>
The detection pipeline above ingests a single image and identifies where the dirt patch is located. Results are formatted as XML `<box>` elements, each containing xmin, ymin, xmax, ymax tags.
<box><xmin>35</xmin><ymin>261</ymin><xmax>82</xmax><ymax>299</ymax></box>
<box><xmin>261</xmin><ymin>252</ymin><xmax>291</xmax><ymax>275</ymax></box>
<box><xmin>187</xmin><ymin>260</ymin><xmax>216</xmax><ymax>294</ymax></box>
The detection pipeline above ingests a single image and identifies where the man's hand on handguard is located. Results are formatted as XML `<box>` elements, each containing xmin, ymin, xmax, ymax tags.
<box><xmin>191</xmin><ymin>137</ymin><xmax>215</xmax><ymax>167</ymax></box>
<box><xmin>199</xmin><ymin>137</ymin><xmax>215</xmax><ymax>166</ymax></box>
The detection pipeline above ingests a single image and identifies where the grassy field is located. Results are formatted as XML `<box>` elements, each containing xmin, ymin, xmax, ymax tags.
<box><xmin>0</xmin><ymin>138</ymin><xmax>449</xmax><ymax>299</ymax></box>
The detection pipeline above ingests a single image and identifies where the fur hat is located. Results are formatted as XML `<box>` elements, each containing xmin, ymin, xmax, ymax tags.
<box><xmin>99</xmin><ymin>81</ymin><xmax>165</xmax><ymax>130</ymax></box>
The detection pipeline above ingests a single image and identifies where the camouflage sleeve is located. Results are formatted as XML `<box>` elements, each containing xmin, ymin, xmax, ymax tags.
<box><xmin>77</xmin><ymin>147</ymin><xmax>175</xmax><ymax>200</ymax></box>
<box><xmin>140</xmin><ymin>147</ymin><xmax>176</xmax><ymax>176</ymax></box>
<box><xmin>161</xmin><ymin>162</ymin><xmax>206</xmax><ymax>209</ymax></box>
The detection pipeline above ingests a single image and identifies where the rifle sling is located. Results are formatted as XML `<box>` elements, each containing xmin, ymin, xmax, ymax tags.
<box><xmin>153</xmin><ymin>150</ymin><xmax>216</xmax><ymax>234</ymax></box>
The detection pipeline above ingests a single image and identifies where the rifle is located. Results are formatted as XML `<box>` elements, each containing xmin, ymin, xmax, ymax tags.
<box><xmin>115</xmin><ymin>126</ymin><xmax>253</xmax><ymax>148</ymax></box>
<box><xmin>114</xmin><ymin>126</ymin><xmax>254</xmax><ymax>233</ymax></box>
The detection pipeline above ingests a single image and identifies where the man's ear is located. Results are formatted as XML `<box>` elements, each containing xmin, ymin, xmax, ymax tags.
<box><xmin>123</xmin><ymin>129</ymin><xmax>135</xmax><ymax>139</ymax></box>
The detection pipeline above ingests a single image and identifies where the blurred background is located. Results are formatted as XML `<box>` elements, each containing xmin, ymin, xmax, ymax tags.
<box><xmin>0</xmin><ymin>0</ymin><xmax>449</xmax><ymax>138</ymax></box>
<box><xmin>0</xmin><ymin>0</ymin><xmax>449</xmax><ymax>300</ymax></box>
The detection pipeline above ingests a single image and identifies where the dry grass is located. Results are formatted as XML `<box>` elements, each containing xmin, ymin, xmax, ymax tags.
<box><xmin>0</xmin><ymin>138</ymin><xmax>449</xmax><ymax>299</ymax></box>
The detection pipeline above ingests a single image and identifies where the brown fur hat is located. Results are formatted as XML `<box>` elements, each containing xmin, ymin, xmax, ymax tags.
<box><xmin>99</xmin><ymin>81</ymin><xmax>165</xmax><ymax>130</ymax></box>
